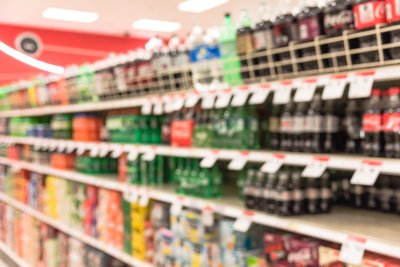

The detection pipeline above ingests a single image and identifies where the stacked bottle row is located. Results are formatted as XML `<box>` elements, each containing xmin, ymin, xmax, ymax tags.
<box><xmin>242</xmin><ymin>167</ymin><xmax>400</xmax><ymax>216</ymax></box>
<box><xmin>0</xmin><ymin>203</ymin><xmax>128</xmax><ymax>267</ymax></box>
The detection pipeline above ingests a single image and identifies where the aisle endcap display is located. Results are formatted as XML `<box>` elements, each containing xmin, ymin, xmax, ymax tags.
<box><xmin>0</xmin><ymin>156</ymin><xmax>399</xmax><ymax>259</ymax></box>
<box><xmin>0</xmin><ymin>241</ymin><xmax>31</xmax><ymax>267</ymax></box>
<box><xmin>0</xmin><ymin>193</ymin><xmax>153</xmax><ymax>267</ymax></box>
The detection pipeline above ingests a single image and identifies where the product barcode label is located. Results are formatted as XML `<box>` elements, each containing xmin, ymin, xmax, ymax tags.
<box><xmin>127</xmin><ymin>150</ymin><xmax>139</xmax><ymax>161</ymax></box>
<box><xmin>124</xmin><ymin>186</ymin><xmax>139</xmax><ymax>203</ymax></box>
<box><xmin>348</xmin><ymin>73</ymin><xmax>374</xmax><ymax>99</ymax></box>
<box><xmin>142</xmin><ymin>151</ymin><xmax>156</xmax><ymax>161</ymax></box>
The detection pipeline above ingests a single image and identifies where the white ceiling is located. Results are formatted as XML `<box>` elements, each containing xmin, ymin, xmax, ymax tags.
<box><xmin>0</xmin><ymin>0</ymin><xmax>301</xmax><ymax>39</ymax></box>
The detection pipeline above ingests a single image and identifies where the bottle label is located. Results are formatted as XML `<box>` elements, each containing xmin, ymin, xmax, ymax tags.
<box><xmin>352</xmin><ymin>185</ymin><xmax>364</xmax><ymax>194</ymax></box>
<box><xmin>278</xmin><ymin>191</ymin><xmax>291</xmax><ymax>201</ymax></box>
<box><xmin>292</xmin><ymin>115</ymin><xmax>305</xmax><ymax>134</ymax></box>
<box><xmin>325</xmin><ymin>115</ymin><xmax>340</xmax><ymax>133</ymax></box>
<box><xmin>359</xmin><ymin>2</ymin><xmax>375</xmax><ymax>24</ymax></box>
<box><xmin>306</xmin><ymin>188</ymin><xmax>319</xmax><ymax>199</ymax></box>
<box><xmin>362</xmin><ymin>114</ymin><xmax>382</xmax><ymax>133</ymax></box>
<box><xmin>299</xmin><ymin>23</ymin><xmax>309</xmax><ymax>41</ymax></box>
<box><xmin>321</xmin><ymin>188</ymin><xmax>332</xmax><ymax>199</ymax></box>
<box><xmin>253</xmin><ymin>31</ymin><xmax>267</xmax><ymax>51</ymax></box>
<box><xmin>304</xmin><ymin>115</ymin><xmax>324</xmax><ymax>133</ymax></box>
<box><xmin>244</xmin><ymin>186</ymin><xmax>255</xmax><ymax>195</ymax></box>
<box><xmin>387</xmin><ymin>2</ymin><xmax>393</xmax><ymax>20</ymax></box>
<box><xmin>380</xmin><ymin>188</ymin><xmax>395</xmax><ymax>199</ymax></box>
<box><xmin>269</xmin><ymin>117</ymin><xmax>280</xmax><ymax>133</ymax></box>
<box><xmin>382</xmin><ymin>112</ymin><xmax>400</xmax><ymax>132</ymax></box>
<box><xmin>280</xmin><ymin>117</ymin><xmax>293</xmax><ymax>133</ymax></box>
<box><xmin>237</xmin><ymin>34</ymin><xmax>253</xmax><ymax>55</ymax></box>
<box><xmin>253</xmin><ymin>188</ymin><xmax>263</xmax><ymax>197</ymax></box>
<box><xmin>292</xmin><ymin>189</ymin><xmax>304</xmax><ymax>201</ymax></box>
<box><xmin>324</xmin><ymin>10</ymin><xmax>354</xmax><ymax>32</ymax></box>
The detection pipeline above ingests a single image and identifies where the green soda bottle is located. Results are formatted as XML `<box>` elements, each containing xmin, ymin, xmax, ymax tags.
<box><xmin>219</xmin><ymin>13</ymin><xmax>243</xmax><ymax>86</ymax></box>
<box><xmin>156</xmin><ymin>155</ymin><xmax>164</xmax><ymax>185</ymax></box>
<box><xmin>128</xmin><ymin>154</ymin><xmax>141</xmax><ymax>185</ymax></box>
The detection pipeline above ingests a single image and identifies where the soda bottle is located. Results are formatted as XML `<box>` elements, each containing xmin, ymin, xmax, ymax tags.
<box><xmin>273</xmin><ymin>0</ymin><xmax>299</xmax><ymax>47</ymax></box>
<box><xmin>168</xmin><ymin>35</ymin><xmax>191</xmax><ymax>90</ymax></box>
<box><xmin>344</xmin><ymin>99</ymin><xmax>364</xmax><ymax>154</ymax></box>
<box><xmin>279</xmin><ymin>98</ymin><xmax>295</xmax><ymax>151</ymax></box>
<box><xmin>366</xmin><ymin>183</ymin><xmax>379</xmax><ymax>210</ymax></box>
<box><xmin>297</xmin><ymin>0</ymin><xmax>325</xmax><ymax>42</ymax></box>
<box><xmin>324</xmin><ymin>99</ymin><xmax>344</xmax><ymax>153</ymax></box>
<box><xmin>219</xmin><ymin>13</ymin><xmax>243</xmax><ymax>86</ymax></box>
<box><xmin>306</xmin><ymin>177</ymin><xmax>321</xmax><ymax>214</ymax></box>
<box><xmin>236</xmin><ymin>9</ymin><xmax>254</xmax><ymax>82</ymax></box>
<box><xmin>394</xmin><ymin>178</ymin><xmax>400</xmax><ymax>214</ymax></box>
<box><xmin>252</xmin><ymin>3</ymin><xmax>274</xmax><ymax>78</ymax></box>
<box><xmin>243</xmin><ymin>169</ymin><xmax>257</xmax><ymax>209</ymax></box>
<box><xmin>253</xmin><ymin>171</ymin><xmax>266</xmax><ymax>210</ymax></box>
<box><xmin>263</xmin><ymin>172</ymin><xmax>278</xmax><ymax>213</ymax></box>
<box><xmin>362</xmin><ymin>89</ymin><xmax>383</xmax><ymax>157</ymax></box>
<box><xmin>304</xmin><ymin>92</ymin><xmax>325</xmax><ymax>153</ymax></box>
<box><xmin>268</xmin><ymin>104</ymin><xmax>282</xmax><ymax>150</ymax></box>
<box><xmin>320</xmin><ymin>172</ymin><xmax>332</xmax><ymax>213</ymax></box>
<box><xmin>383</xmin><ymin>87</ymin><xmax>400</xmax><ymax>158</ymax></box>
<box><xmin>378</xmin><ymin>175</ymin><xmax>395</xmax><ymax>212</ymax></box>
<box><xmin>276</xmin><ymin>167</ymin><xmax>292</xmax><ymax>216</ymax></box>
<box><xmin>350</xmin><ymin>183</ymin><xmax>366</xmax><ymax>208</ymax></box>
<box><xmin>292</xmin><ymin>102</ymin><xmax>308</xmax><ymax>151</ymax></box>
<box><xmin>290</xmin><ymin>168</ymin><xmax>306</xmax><ymax>215</ymax></box>
<box><xmin>323</xmin><ymin>0</ymin><xmax>355</xmax><ymax>36</ymax></box>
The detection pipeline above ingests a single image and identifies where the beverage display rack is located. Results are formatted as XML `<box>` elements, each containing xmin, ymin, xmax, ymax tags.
<box><xmin>0</xmin><ymin>241</ymin><xmax>30</xmax><ymax>267</ymax></box>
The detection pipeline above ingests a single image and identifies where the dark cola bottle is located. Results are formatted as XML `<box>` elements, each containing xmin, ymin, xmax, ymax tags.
<box><xmin>383</xmin><ymin>87</ymin><xmax>400</xmax><ymax>158</ymax></box>
<box><xmin>366</xmin><ymin>183</ymin><xmax>379</xmax><ymax>210</ymax></box>
<box><xmin>253</xmin><ymin>171</ymin><xmax>266</xmax><ymax>210</ymax></box>
<box><xmin>305</xmin><ymin>177</ymin><xmax>321</xmax><ymax>214</ymax></box>
<box><xmin>244</xmin><ymin>169</ymin><xmax>257</xmax><ymax>209</ymax></box>
<box><xmin>362</xmin><ymin>89</ymin><xmax>383</xmax><ymax>157</ymax></box>
<box><xmin>290</xmin><ymin>168</ymin><xmax>306</xmax><ymax>215</ymax></box>
<box><xmin>378</xmin><ymin>175</ymin><xmax>396</xmax><ymax>213</ymax></box>
<box><xmin>292</xmin><ymin>102</ymin><xmax>307</xmax><ymax>152</ymax></box>
<box><xmin>320</xmin><ymin>172</ymin><xmax>332</xmax><ymax>213</ymax></box>
<box><xmin>276</xmin><ymin>167</ymin><xmax>292</xmax><ymax>216</ymax></box>
<box><xmin>324</xmin><ymin>99</ymin><xmax>344</xmax><ymax>153</ymax></box>
<box><xmin>344</xmin><ymin>99</ymin><xmax>364</xmax><ymax>154</ymax></box>
<box><xmin>304</xmin><ymin>92</ymin><xmax>325</xmax><ymax>153</ymax></box>
<box><xmin>263</xmin><ymin>172</ymin><xmax>278</xmax><ymax>213</ymax></box>
<box><xmin>269</xmin><ymin>104</ymin><xmax>282</xmax><ymax>150</ymax></box>
<box><xmin>394</xmin><ymin>178</ymin><xmax>400</xmax><ymax>214</ymax></box>
<box><xmin>280</xmin><ymin>98</ymin><xmax>295</xmax><ymax>151</ymax></box>
<box><xmin>350</xmin><ymin>183</ymin><xmax>367</xmax><ymax>208</ymax></box>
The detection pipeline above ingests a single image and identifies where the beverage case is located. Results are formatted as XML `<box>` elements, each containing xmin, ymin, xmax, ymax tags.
<box><xmin>385</xmin><ymin>0</ymin><xmax>400</xmax><ymax>23</ymax></box>
<box><xmin>354</xmin><ymin>0</ymin><xmax>386</xmax><ymax>30</ymax></box>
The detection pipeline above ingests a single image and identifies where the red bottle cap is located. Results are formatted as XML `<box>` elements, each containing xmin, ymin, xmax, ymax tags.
<box><xmin>388</xmin><ymin>87</ymin><xmax>400</xmax><ymax>95</ymax></box>
<box><xmin>371</xmin><ymin>89</ymin><xmax>382</xmax><ymax>96</ymax></box>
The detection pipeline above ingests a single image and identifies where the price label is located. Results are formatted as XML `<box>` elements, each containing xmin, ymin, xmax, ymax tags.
<box><xmin>111</xmin><ymin>146</ymin><xmax>123</xmax><ymax>158</ymax></box>
<box><xmin>249</xmin><ymin>84</ymin><xmax>270</xmax><ymax>105</ymax></box>
<box><xmin>98</xmin><ymin>144</ymin><xmax>109</xmax><ymax>158</ymax></box>
<box><xmin>49</xmin><ymin>142</ymin><xmax>58</xmax><ymax>152</ymax></box>
<box><xmin>200</xmin><ymin>153</ymin><xmax>218</xmax><ymax>168</ymax></box>
<box><xmin>233</xmin><ymin>211</ymin><xmax>253</xmax><ymax>232</ymax></box>
<box><xmin>124</xmin><ymin>187</ymin><xmax>139</xmax><ymax>203</ymax></box>
<box><xmin>231</xmin><ymin>87</ymin><xmax>250</xmax><ymax>107</ymax></box>
<box><xmin>66</xmin><ymin>142</ymin><xmax>76</xmax><ymax>154</ymax></box>
<box><xmin>153</xmin><ymin>98</ymin><xmax>163</xmax><ymax>115</ymax></box>
<box><xmin>201</xmin><ymin>94</ymin><xmax>216</xmax><ymax>109</ymax></box>
<box><xmin>227</xmin><ymin>153</ymin><xmax>248</xmax><ymax>171</ymax></box>
<box><xmin>339</xmin><ymin>236</ymin><xmax>366</xmax><ymax>265</ymax></box>
<box><xmin>170</xmin><ymin>201</ymin><xmax>183</xmax><ymax>216</ymax></box>
<box><xmin>261</xmin><ymin>154</ymin><xmax>285</xmax><ymax>173</ymax></box>
<box><xmin>127</xmin><ymin>150</ymin><xmax>139</xmax><ymax>161</ymax></box>
<box><xmin>301</xmin><ymin>157</ymin><xmax>329</xmax><ymax>178</ymax></box>
<box><xmin>185</xmin><ymin>93</ymin><xmax>200</xmax><ymax>108</ymax></box>
<box><xmin>273</xmin><ymin>84</ymin><xmax>292</xmax><ymax>104</ymax></box>
<box><xmin>41</xmin><ymin>142</ymin><xmax>49</xmax><ymax>151</ymax></box>
<box><xmin>139</xmin><ymin>195</ymin><xmax>150</xmax><ymax>207</ymax></box>
<box><xmin>163</xmin><ymin>96</ymin><xmax>174</xmax><ymax>113</ymax></box>
<box><xmin>142</xmin><ymin>151</ymin><xmax>156</xmax><ymax>161</ymax></box>
<box><xmin>76</xmin><ymin>144</ymin><xmax>86</xmax><ymax>155</ymax></box>
<box><xmin>141</xmin><ymin>101</ymin><xmax>152</xmax><ymax>115</ymax></box>
<box><xmin>294</xmin><ymin>80</ymin><xmax>317</xmax><ymax>102</ymax></box>
<box><xmin>322</xmin><ymin>75</ymin><xmax>347</xmax><ymax>100</ymax></box>
<box><xmin>89</xmin><ymin>146</ymin><xmax>100</xmax><ymax>157</ymax></box>
<box><xmin>33</xmin><ymin>143</ymin><xmax>41</xmax><ymax>150</ymax></box>
<box><xmin>351</xmin><ymin>161</ymin><xmax>381</xmax><ymax>186</ymax></box>
<box><xmin>348</xmin><ymin>73</ymin><xmax>374</xmax><ymax>99</ymax></box>
<box><xmin>202</xmin><ymin>207</ymin><xmax>214</xmax><ymax>227</ymax></box>
<box><xmin>173</xmin><ymin>96</ymin><xmax>185</xmax><ymax>111</ymax></box>
<box><xmin>215</xmin><ymin>91</ymin><xmax>232</xmax><ymax>108</ymax></box>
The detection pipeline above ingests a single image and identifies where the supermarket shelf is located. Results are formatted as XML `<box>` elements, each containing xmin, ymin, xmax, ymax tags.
<box><xmin>0</xmin><ymin>193</ymin><xmax>152</xmax><ymax>267</ymax></box>
<box><xmin>0</xmin><ymin>157</ymin><xmax>399</xmax><ymax>259</ymax></box>
<box><xmin>2</xmin><ymin>136</ymin><xmax>400</xmax><ymax>175</ymax></box>
<box><xmin>1</xmin><ymin>64</ymin><xmax>400</xmax><ymax>118</ymax></box>
<box><xmin>0</xmin><ymin>242</ymin><xmax>30</xmax><ymax>267</ymax></box>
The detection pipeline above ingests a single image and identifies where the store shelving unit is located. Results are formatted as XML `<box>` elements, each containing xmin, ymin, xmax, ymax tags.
<box><xmin>0</xmin><ymin>156</ymin><xmax>399</xmax><ymax>259</ymax></box>
<box><xmin>0</xmin><ymin>242</ymin><xmax>30</xmax><ymax>267</ymax></box>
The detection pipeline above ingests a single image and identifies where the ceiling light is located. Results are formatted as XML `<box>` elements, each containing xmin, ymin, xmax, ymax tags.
<box><xmin>178</xmin><ymin>0</ymin><xmax>229</xmax><ymax>13</ymax></box>
<box><xmin>0</xmin><ymin>41</ymin><xmax>64</xmax><ymax>74</ymax></box>
<box><xmin>42</xmin><ymin>7</ymin><xmax>99</xmax><ymax>23</ymax></box>
<box><xmin>132</xmin><ymin>19</ymin><xmax>181</xmax><ymax>32</ymax></box>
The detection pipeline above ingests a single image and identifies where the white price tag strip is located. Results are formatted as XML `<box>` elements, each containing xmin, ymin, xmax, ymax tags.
<box><xmin>215</xmin><ymin>90</ymin><xmax>232</xmax><ymax>108</ymax></box>
<box><xmin>141</xmin><ymin>100</ymin><xmax>152</xmax><ymax>115</ymax></box>
<box><xmin>153</xmin><ymin>97</ymin><xmax>163</xmax><ymax>115</ymax></box>
<box><xmin>185</xmin><ymin>92</ymin><xmax>200</xmax><ymax>108</ymax></box>
<box><xmin>170</xmin><ymin>197</ymin><xmax>184</xmax><ymax>216</ymax></box>
<box><xmin>173</xmin><ymin>95</ymin><xmax>185</xmax><ymax>111</ymax></box>
<box><xmin>249</xmin><ymin>83</ymin><xmax>270</xmax><ymax>105</ymax></box>
<box><xmin>142</xmin><ymin>150</ymin><xmax>156</xmax><ymax>161</ymax></box>
<box><xmin>98</xmin><ymin>144</ymin><xmax>109</xmax><ymax>158</ymax></box>
<box><xmin>231</xmin><ymin>86</ymin><xmax>250</xmax><ymax>107</ymax></box>
<box><xmin>301</xmin><ymin>156</ymin><xmax>329</xmax><ymax>178</ymax></box>
<box><xmin>66</xmin><ymin>142</ymin><xmax>76</xmax><ymax>153</ymax></box>
<box><xmin>127</xmin><ymin>150</ymin><xmax>139</xmax><ymax>161</ymax></box>
<box><xmin>76</xmin><ymin>144</ymin><xmax>86</xmax><ymax>156</ymax></box>
<box><xmin>294</xmin><ymin>79</ymin><xmax>317</xmax><ymax>102</ymax></box>
<box><xmin>163</xmin><ymin>96</ymin><xmax>174</xmax><ymax>113</ymax></box>
<box><xmin>202</xmin><ymin>206</ymin><xmax>214</xmax><ymax>227</ymax></box>
<box><xmin>139</xmin><ymin>194</ymin><xmax>150</xmax><ymax>207</ymax></box>
<box><xmin>339</xmin><ymin>236</ymin><xmax>366</xmax><ymax>265</ymax></box>
<box><xmin>322</xmin><ymin>74</ymin><xmax>348</xmax><ymax>100</ymax></box>
<box><xmin>227</xmin><ymin>152</ymin><xmax>248</xmax><ymax>171</ymax></box>
<box><xmin>233</xmin><ymin>211</ymin><xmax>254</xmax><ymax>232</ymax></box>
<box><xmin>49</xmin><ymin>142</ymin><xmax>58</xmax><ymax>152</ymax></box>
<box><xmin>200</xmin><ymin>150</ymin><xmax>219</xmax><ymax>168</ymax></box>
<box><xmin>348</xmin><ymin>71</ymin><xmax>375</xmax><ymax>99</ymax></box>
<box><xmin>261</xmin><ymin>154</ymin><xmax>285</xmax><ymax>174</ymax></box>
<box><xmin>124</xmin><ymin>186</ymin><xmax>139</xmax><ymax>203</ymax></box>
<box><xmin>89</xmin><ymin>146</ymin><xmax>100</xmax><ymax>157</ymax></box>
<box><xmin>273</xmin><ymin>82</ymin><xmax>292</xmax><ymax>104</ymax></box>
<box><xmin>351</xmin><ymin>160</ymin><xmax>381</xmax><ymax>186</ymax></box>
<box><xmin>57</xmin><ymin>142</ymin><xmax>67</xmax><ymax>153</ymax></box>
<box><xmin>111</xmin><ymin>146</ymin><xmax>123</xmax><ymax>158</ymax></box>
<box><xmin>201</xmin><ymin>94</ymin><xmax>216</xmax><ymax>109</ymax></box>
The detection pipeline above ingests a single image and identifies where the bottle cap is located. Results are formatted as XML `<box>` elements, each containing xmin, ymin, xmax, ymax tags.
<box><xmin>371</xmin><ymin>89</ymin><xmax>382</xmax><ymax>96</ymax></box>
<box><xmin>388</xmin><ymin>87</ymin><xmax>400</xmax><ymax>95</ymax></box>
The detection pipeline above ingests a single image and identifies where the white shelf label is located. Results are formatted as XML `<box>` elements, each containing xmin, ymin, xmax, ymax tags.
<box><xmin>227</xmin><ymin>154</ymin><xmax>248</xmax><ymax>171</ymax></box>
<box><xmin>98</xmin><ymin>144</ymin><xmax>109</xmax><ymax>158</ymax></box>
<box><xmin>142</xmin><ymin>150</ymin><xmax>156</xmax><ymax>161</ymax></box>
<box><xmin>301</xmin><ymin>157</ymin><xmax>329</xmax><ymax>178</ymax></box>
<box><xmin>215</xmin><ymin>91</ymin><xmax>232</xmax><ymax>109</ymax></box>
<box><xmin>141</xmin><ymin>101</ymin><xmax>152</xmax><ymax>115</ymax></box>
<box><xmin>76</xmin><ymin>144</ymin><xmax>86</xmax><ymax>156</ymax></box>
<box><xmin>153</xmin><ymin>98</ymin><xmax>163</xmax><ymax>115</ymax></box>
<box><xmin>339</xmin><ymin>236</ymin><xmax>366</xmax><ymax>265</ymax></box>
<box><xmin>124</xmin><ymin>187</ymin><xmax>139</xmax><ymax>203</ymax></box>
<box><xmin>200</xmin><ymin>152</ymin><xmax>218</xmax><ymax>168</ymax></box>
<box><xmin>89</xmin><ymin>146</ymin><xmax>100</xmax><ymax>157</ymax></box>
<box><xmin>57</xmin><ymin>142</ymin><xmax>67</xmax><ymax>153</ymax></box>
<box><xmin>294</xmin><ymin>80</ymin><xmax>317</xmax><ymax>102</ymax></box>
<box><xmin>173</xmin><ymin>96</ymin><xmax>185</xmax><ymax>111</ymax></box>
<box><xmin>139</xmin><ymin>195</ymin><xmax>150</xmax><ymax>207</ymax></box>
<box><xmin>66</xmin><ymin>142</ymin><xmax>75</xmax><ymax>154</ymax></box>
<box><xmin>163</xmin><ymin>96</ymin><xmax>174</xmax><ymax>114</ymax></box>
<box><xmin>202</xmin><ymin>207</ymin><xmax>214</xmax><ymax>227</ymax></box>
<box><xmin>322</xmin><ymin>75</ymin><xmax>347</xmax><ymax>100</ymax></box>
<box><xmin>233</xmin><ymin>212</ymin><xmax>253</xmax><ymax>232</ymax></box>
<box><xmin>261</xmin><ymin>155</ymin><xmax>285</xmax><ymax>174</ymax></box>
<box><xmin>185</xmin><ymin>93</ymin><xmax>200</xmax><ymax>108</ymax></box>
<box><xmin>249</xmin><ymin>86</ymin><xmax>270</xmax><ymax>105</ymax></box>
<box><xmin>170</xmin><ymin>201</ymin><xmax>183</xmax><ymax>216</ymax></box>
<box><xmin>49</xmin><ymin>142</ymin><xmax>58</xmax><ymax>152</ymax></box>
<box><xmin>201</xmin><ymin>94</ymin><xmax>216</xmax><ymax>109</ymax></box>
<box><xmin>273</xmin><ymin>84</ymin><xmax>292</xmax><ymax>104</ymax></box>
<box><xmin>127</xmin><ymin>150</ymin><xmax>139</xmax><ymax>161</ymax></box>
<box><xmin>111</xmin><ymin>146</ymin><xmax>123</xmax><ymax>158</ymax></box>
<box><xmin>231</xmin><ymin>87</ymin><xmax>250</xmax><ymax>107</ymax></box>
<box><xmin>351</xmin><ymin>161</ymin><xmax>381</xmax><ymax>186</ymax></box>
<box><xmin>348</xmin><ymin>73</ymin><xmax>374</xmax><ymax>99</ymax></box>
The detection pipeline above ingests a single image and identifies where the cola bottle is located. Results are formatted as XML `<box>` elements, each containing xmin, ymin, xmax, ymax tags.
<box><xmin>378</xmin><ymin>175</ymin><xmax>395</xmax><ymax>212</ymax></box>
<box><xmin>305</xmin><ymin>177</ymin><xmax>321</xmax><ymax>214</ymax></box>
<box><xmin>254</xmin><ymin>171</ymin><xmax>266</xmax><ymax>210</ymax></box>
<box><xmin>366</xmin><ymin>184</ymin><xmax>379</xmax><ymax>210</ymax></box>
<box><xmin>276</xmin><ymin>167</ymin><xmax>292</xmax><ymax>216</ymax></box>
<box><xmin>362</xmin><ymin>89</ymin><xmax>383</xmax><ymax>157</ymax></box>
<box><xmin>394</xmin><ymin>178</ymin><xmax>400</xmax><ymax>214</ymax></box>
<box><xmin>244</xmin><ymin>169</ymin><xmax>257</xmax><ymax>209</ymax></box>
<box><xmin>237</xmin><ymin>9</ymin><xmax>254</xmax><ymax>82</ymax></box>
<box><xmin>324</xmin><ymin>99</ymin><xmax>344</xmax><ymax>153</ymax></box>
<box><xmin>320</xmin><ymin>172</ymin><xmax>332</xmax><ymax>213</ymax></box>
<box><xmin>341</xmin><ymin>176</ymin><xmax>352</xmax><ymax>203</ymax></box>
<box><xmin>323</xmin><ymin>0</ymin><xmax>355</xmax><ymax>36</ymax></box>
<box><xmin>383</xmin><ymin>87</ymin><xmax>400</xmax><ymax>158</ymax></box>
<box><xmin>290</xmin><ymin>168</ymin><xmax>306</xmax><ymax>215</ymax></box>
<box><xmin>350</xmin><ymin>183</ymin><xmax>367</xmax><ymax>208</ymax></box>
<box><xmin>280</xmin><ymin>98</ymin><xmax>295</xmax><ymax>151</ymax></box>
<box><xmin>344</xmin><ymin>99</ymin><xmax>364</xmax><ymax>154</ymax></box>
<box><xmin>292</xmin><ymin>102</ymin><xmax>307</xmax><ymax>152</ymax></box>
<box><xmin>263</xmin><ymin>172</ymin><xmax>278</xmax><ymax>213</ymax></box>
<box><xmin>269</xmin><ymin>104</ymin><xmax>282</xmax><ymax>150</ymax></box>
<box><xmin>304</xmin><ymin>92</ymin><xmax>325</xmax><ymax>153</ymax></box>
